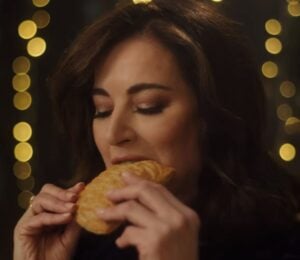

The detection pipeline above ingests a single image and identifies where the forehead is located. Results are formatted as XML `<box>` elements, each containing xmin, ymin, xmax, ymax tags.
<box><xmin>94</xmin><ymin>35</ymin><xmax>186</xmax><ymax>90</ymax></box>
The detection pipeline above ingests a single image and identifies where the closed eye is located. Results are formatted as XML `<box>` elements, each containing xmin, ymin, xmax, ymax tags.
<box><xmin>94</xmin><ymin>110</ymin><xmax>112</xmax><ymax>118</ymax></box>
<box><xmin>134</xmin><ymin>104</ymin><xmax>165</xmax><ymax>115</ymax></box>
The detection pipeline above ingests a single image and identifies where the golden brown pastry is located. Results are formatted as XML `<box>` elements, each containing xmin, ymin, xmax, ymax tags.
<box><xmin>76</xmin><ymin>160</ymin><xmax>175</xmax><ymax>234</ymax></box>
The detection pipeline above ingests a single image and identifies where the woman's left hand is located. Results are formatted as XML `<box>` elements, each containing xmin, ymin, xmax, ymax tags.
<box><xmin>97</xmin><ymin>172</ymin><xmax>200</xmax><ymax>260</ymax></box>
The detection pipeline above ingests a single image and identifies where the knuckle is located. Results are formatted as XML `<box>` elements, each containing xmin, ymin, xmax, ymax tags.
<box><xmin>138</xmin><ymin>180</ymin><xmax>150</xmax><ymax>190</ymax></box>
<box><xmin>41</xmin><ymin>183</ymin><xmax>52</xmax><ymax>192</ymax></box>
<box><xmin>171</xmin><ymin>213</ymin><xmax>187</xmax><ymax>230</ymax></box>
<box><xmin>187</xmin><ymin>210</ymin><xmax>201</xmax><ymax>228</ymax></box>
<box><xmin>157</xmin><ymin>222</ymin><xmax>170</xmax><ymax>236</ymax></box>
<box><xmin>137</xmin><ymin>180</ymin><xmax>160</xmax><ymax>193</ymax></box>
<box><xmin>133</xmin><ymin>181</ymin><xmax>151</xmax><ymax>196</ymax></box>
<box><xmin>123</xmin><ymin>200</ymin><xmax>136</xmax><ymax>211</ymax></box>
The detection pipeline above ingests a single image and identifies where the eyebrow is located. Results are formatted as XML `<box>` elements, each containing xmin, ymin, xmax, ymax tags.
<box><xmin>91</xmin><ymin>83</ymin><xmax>172</xmax><ymax>96</ymax></box>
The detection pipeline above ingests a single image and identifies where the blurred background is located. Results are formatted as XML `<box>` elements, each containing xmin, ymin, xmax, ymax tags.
<box><xmin>1</xmin><ymin>0</ymin><xmax>299</xmax><ymax>258</ymax></box>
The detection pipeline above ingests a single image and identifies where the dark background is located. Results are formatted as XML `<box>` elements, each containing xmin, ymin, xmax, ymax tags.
<box><xmin>1</xmin><ymin>0</ymin><xmax>299</xmax><ymax>259</ymax></box>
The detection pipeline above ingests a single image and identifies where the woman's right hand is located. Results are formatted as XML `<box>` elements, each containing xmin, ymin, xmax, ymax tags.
<box><xmin>13</xmin><ymin>182</ymin><xmax>85</xmax><ymax>260</ymax></box>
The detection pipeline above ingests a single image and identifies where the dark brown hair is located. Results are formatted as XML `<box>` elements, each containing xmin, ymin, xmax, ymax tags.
<box><xmin>51</xmin><ymin>0</ymin><xmax>299</xmax><ymax>247</ymax></box>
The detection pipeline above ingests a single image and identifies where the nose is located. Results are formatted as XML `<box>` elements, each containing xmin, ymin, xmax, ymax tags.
<box><xmin>106</xmin><ymin>108</ymin><xmax>136</xmax><ymax>146</ymax></box>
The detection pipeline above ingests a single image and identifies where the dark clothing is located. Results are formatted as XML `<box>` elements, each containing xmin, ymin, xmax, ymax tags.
<box><xmin>73</xmin><ymin>227</ymin><xmax>137</xmax><ymax>260</ymax></box>
<box><xmin>73</xmin><ymin>223</ymin><xmax>300</xmax><ymax>260</ymax></box>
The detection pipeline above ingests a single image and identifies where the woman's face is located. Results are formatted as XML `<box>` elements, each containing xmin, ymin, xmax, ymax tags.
<box><xmin>92</xmin><ymin>35</ymin><xmax>202</xmax><ymax>202</ymax></box>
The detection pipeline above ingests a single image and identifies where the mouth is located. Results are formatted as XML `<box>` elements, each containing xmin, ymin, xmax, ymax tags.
<box><xmin>111</xmin><ymin>156</ymin><xmax>150</xmax><ymax>165</ymax></box>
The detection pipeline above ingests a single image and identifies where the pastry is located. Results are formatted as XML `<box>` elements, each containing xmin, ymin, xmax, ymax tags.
<box><xmin>76</xmin><ymin>160</ymin><xmax>175</xmax><ymax>234</ymax></box>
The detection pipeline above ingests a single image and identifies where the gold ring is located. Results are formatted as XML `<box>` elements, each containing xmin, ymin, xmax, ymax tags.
<box><xmin>29</xmin><ymin>195</ymin><xmax>35</xmax><ymax>209</ymax></box>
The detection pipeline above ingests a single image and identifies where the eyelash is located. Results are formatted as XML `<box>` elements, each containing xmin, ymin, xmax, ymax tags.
<box><xmin>94</xmin><ymin>105</ymin><xmax>165</xmax><ymax>118</ymax></box>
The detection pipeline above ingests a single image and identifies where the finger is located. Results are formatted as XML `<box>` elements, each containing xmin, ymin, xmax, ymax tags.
<box><xmin>40</xmin><ymin>183</ymin><xmax>78</xmax><ymax>202</ymax></box>
<box><xmin>67</xmin><ymin>182</ymin><xmax>85</xmax><ymax>193</ymax></box>
<box><xmin>121</xmin><ymin>172</ymin><xmax>194</xmax><ymax>215</ymax></box>
<box><xmin>23</xmin><ymin>213</ymin><xmax>73</xmax><ymax>235</ymax></box>
<box><xmin>31</xmin><ymin>193</ymin><xmax>76</xmax><ymax>215</ymax></box>
<box><xmin>97</xmin><ymin>200</ymin><xmax>156</xmax><ymax>228</ymax></box>
<box><xmin>107</xmin><ymin>174</ymin><xmax>180</xmax><ymax>217</ymax></box>
<box><xmin>115</xmin><ymin>226</ymin><xmax>144</xmax><ymax>249</ymax></box>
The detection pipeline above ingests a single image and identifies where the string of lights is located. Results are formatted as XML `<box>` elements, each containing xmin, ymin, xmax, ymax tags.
<box><xmin>12</xmin><ymin>0</ymin><xmax>51</xmax><ymax>210</ymax></box>
<box><xmin>262</xmin><ymin>0</ymin><xmax>299</xmax><ymax>164</ymax></box>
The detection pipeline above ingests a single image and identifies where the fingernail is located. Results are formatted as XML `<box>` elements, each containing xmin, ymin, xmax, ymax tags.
<box><xmin>66</xmin><ymin>202</ymin><xmax>75</xmax><ymax>209</ymax></box>
<box><xmin>96</xmin><ymin>208</ymin><xmax>106</xmax><ymax>216</ymax></box>
<box><xmin>77</xmin><ymin>182</ymin><xmax>85</xmax><ymax>187</ymax></box>
<box><xmin>121</xmin><ymin>171</ymin><xmax>131</xmax><ymax>178</ymax></box>
<box><xmin>105</xmin><ymin>190</ymin><xmax>114</xmax><ymax>197</ymax></box>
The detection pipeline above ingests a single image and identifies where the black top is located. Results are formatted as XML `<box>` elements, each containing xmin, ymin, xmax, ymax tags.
<box><xmin>73</xmin><ymin>223</ymin><xmax>300</xmax><ymax>260</ymax></box>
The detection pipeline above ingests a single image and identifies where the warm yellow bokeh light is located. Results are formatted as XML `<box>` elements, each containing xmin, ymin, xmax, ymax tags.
<box><xmin>17</xmin><ymin>176</ymin><xmax>35</xmax><ymax>191</ymax></box>
<box><xmin>265</xmin><ymin>19</ymin><xmax>282</xmax><ymax>35</ymax></box>
<box><xmin>18</xmin><ymin>20</ymin><xmax>37</xmax><ymax>40</ymax></box>
<box><xmin>262</xmin><ymin>61</ymin><xmax>279</xmax><ymax>78</ymax></box>
<box><xmin>13</xmin><ymin>161</ymin><xmax>32</xmax><ymax>180</ymax></box>
<box><xmin>12</xmin><ymin>56</ymin><xmax>31</xmax><ymax>74</ymax></box>
<box><xmin>277</xmin><ymin>104</ymin><xmax>293</xmax><ymax>121</ymax></box>
<box><xmin>13</xmin><ymin>92</ymin><xmax>32</xmax><ymax>110</ymax></box>
<box><xmin>211</xmin><ymin>0</ymin><xmax>223</xmax><ymax>2</ymax></box>
<box><xmin>32</xmin><ymin>10</ymin><xmax>50</xmax><ymax>28</ymax></box>
<box><xmin>32</xmin><ymin>0</ymin><xmax>50</xmax><ymax>7</ymax></box>
<box><xmin>27</xmin><ymin>37</ymin><xmax>47</xmax><ymax>57</ymax></box>
<box><xmin>14</xmin><ymin>142</ymin><xmax>33</xmax><ymax>162</ymax></box>
<box><xmin>288</xmin><ymin>2</ymin><xmax>300</xmax><ymax>17</ymax></box>
<box><xmin>280</xmin><ymin>81</ymin><xmax>296</xmax><ymax>98</ymax></box>
<box><xmin>286</xmin><ymin>117</ymin><xmax>300</xmax><ymax>126</ymax></box>
<box><xmin>18</xmin><ymin>190</ymin><xmax>34</xmax><ymax>209</ymax></box>
<box><xmin>279</xmin><ymin>143</ymin><xmax>296</xmax><ymax>162</ymax></box>
<box><xmin>285</xmin><ymin>117</ymin><xmax>300</xmax><ymax>134</ymax></box>
<box><xmin>132</xmin><ymin>0</ymin><xmax>152</xmax><ymax>3</ymax></box>
<box><xmin>12</xmin><ymin>74</ymin><xmax>31</xmax><ymax>92</ymax></box>
<box><xmin>265</xmin><ymin>38</ymin><xmax>282</xmax><ymax>54</ymax></box>
<box><xmin>13</xmin><ymin>122</ymin><xmax>32</xmax><ymax>142</ymax></box>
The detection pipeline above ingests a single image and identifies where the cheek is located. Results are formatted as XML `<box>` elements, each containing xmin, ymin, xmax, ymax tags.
<box><xmin>92</xmin><ymin>121</ymin><xmax>108</xmax><ymax>157</ymax></box>
<box><xmin>146</xmin><ymin>111</ymin><xmax>200</xmax><ymax>158</ymax></box>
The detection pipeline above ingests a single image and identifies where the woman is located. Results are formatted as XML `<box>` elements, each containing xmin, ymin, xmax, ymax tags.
<box><xmin>14</xmin><ymin>0</ymin><xmax>300</xmax><ymax>259</ymax></box>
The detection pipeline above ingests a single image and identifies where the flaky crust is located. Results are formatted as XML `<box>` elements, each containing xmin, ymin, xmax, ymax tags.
<box><xmin>76</xmin><ymin>160</ymin><xmax>175</xmax><ymax>234</ymax></box>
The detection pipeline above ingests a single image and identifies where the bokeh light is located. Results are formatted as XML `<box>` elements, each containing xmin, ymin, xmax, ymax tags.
<box><xmin>17</xmin><ymin>176</ymin><xmax>35</xmax><ymax>191</ymax></box>
<box><xmin>262</xmin><ymin>61</ymin><xmax>279</xmax><ymax>78</ymax></box>
<box><xmin>132</xmin><ymin>0</ymin><xmax>152</xmax><ymax>3</ymax></box>
<box><xmin>18</xmin><ymin>20</ymin><xmax>37</xmax><ymax>40</ymax></box>
<box><xmin>32</xmin><ymin>10</ymin><xmax>50</xmax><ymax>28</ymax></box>
<box><xmin>12</xmin><ymin>56</ymin><xmax>31</xmax><ymax>74</ymax></box>
<box><xmin>14</xmin><ymin>142</ymin><xmax>33</xmax><ymax>162</ymax></box>
<box><xmin>287</xmin><ymin>2</ymin><xmax>300</xmax><ymax>17</ymax></box>
<box><xmin>265</xmin><ymin>38</ymin><xmax>282</xmax><ymax>54</ymax></box>
<box><xmin>279</xmin><ymin>143</ymin><xmax>296</xmax><ymax>162</ymax></box>
<box><xmin>13</xmin><ymin>161</ymin><xmax>32</xmax><ymax>180</ymax></box>
<box><xmin>277</xmin><ymin>104</ymin><xmax>293</xmax><ymax>121</ymax></box>
<box><xmin>13</xmin><ymin>122</ymin><xmax>32</xmax><ymax>142</ymax></box>
<box><xmin>285</xmin><ymin>117</ymin><xmax>300</xmax><ymax>135</ymax></box>
<box><xmin>280</xmin><ymin>81</ymin><xmax>296</xmax><ymax>98</ymax></box>
<box><xmin>13</xmin><ymin>92</ymin><xmax>32</xmax><ymax>110</ymax></box>
<box><xmin>27</xmin><ymin>37</ymin><xmax>46</xmax><ymax>57</ymax></box>
<box><xmin>265</xmin><ymin>19</ymin><xmax>282</xmax><ymax>35</ymax></box>
<box><xmin>32</xmin><ymin>0</ymin><xmax>50</xmax><ymax>7</ymax></box>
<box><xmin>12</xmin><ymin>74</ymin><xmax>31</xmax><ymax>92</ymax></box>
<box><xmin>18</xmin><ymin>190</ymin><xmax>34</xmax><ymax>209</ymax></box>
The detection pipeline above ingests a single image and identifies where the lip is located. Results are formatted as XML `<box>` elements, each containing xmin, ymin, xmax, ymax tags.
<box><xmin>111</xmin><ymin>156</ymin><xmax>150</xmax><ymax>165</ymax></box>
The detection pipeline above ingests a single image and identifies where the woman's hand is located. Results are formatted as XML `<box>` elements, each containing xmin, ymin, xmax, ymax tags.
<box><xmin>14</xmin><ymin>182</ymin><xmax>85</xmax><ymax>260</ymax></box>
<box><xmin>98</xmin><ymin>172</ymin><xmax>200</xmax><ymax>260</ymax></box>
